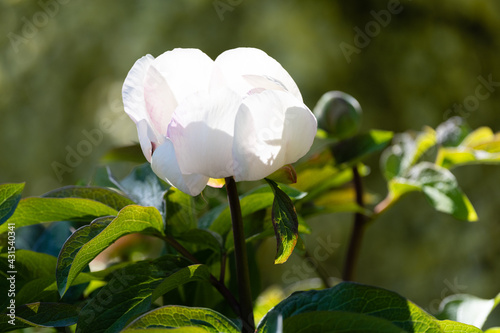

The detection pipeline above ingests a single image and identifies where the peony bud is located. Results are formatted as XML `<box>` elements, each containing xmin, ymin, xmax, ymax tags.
<box><xmin>313</xmin><ymin>91</ymin><xmax>362</xmax><ymax>140</ymax></box>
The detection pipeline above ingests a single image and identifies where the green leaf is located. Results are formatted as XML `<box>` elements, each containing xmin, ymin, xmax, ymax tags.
<box><xmin>282</xmin><ymin>311</ymin><xmax>404</xmax><ymax>332</ymax></box>
<box><xmin>175</xmin><ymin>229</ymin><xmax>223</xmax><ymax>254</ymax></box>
<box><xmin>0</xmin><ymin>303</ymin><xmax>79</xmax><ymax>331</ymax></box>
<box><xmin>109</xmin><ymin>163</ymin><xmax>168</xmax><ymax>213</ymax></box>
<box><xmin>151</xmin><ymin>264</ymin><xmax>211</xmax><ymax>301</ymax></box>
<box><xmin>436</xmin><ymin>127</ymin><xmax>500</xmax><ymax>169</ymax></box>
<box><xmin>257</xmin><ymin>282</ymin><xmax>482</xmax><ymax>333</ymax></box>
<box><xmin>123</xmin><ymin>328</ymin><xmax>208</xmax><ymax>333</ymax></box>
<box><xmin>389</xmin><ymin>162</ymin><xmax>477</xmax><ymax>221</ymax></box>
<box><xmin>331</xmin><ymin>130</ymin><xmax>393</xmax><ymax>166</ymax></box>
<box><xmin>436</xmin><ymin>293</ymin><xmax>500</xmax><ymax>329</ymax></box>
<box><xmin>16</xmin><ymin>272</ymin><xmax>96</xmax><ymax>306</ymax></box>
<box><xmin>381</xmin><ymin>127</ymin><xmax>436</xmax><ymax>181</ymax></box>
<box><xmin>101</xmin><ymin>144</ymin><xmax>145</xmax><ymax>163</ymax></box>
<box><xmin>124</xmin><ymin>305</ymin><xmax>239</xmax><ymax>333</ymax></box>
<box><xmin>56</xmin><ymin>205</ymin><xmax>165</xmax><ymax>296</ymax></box>
<box><xmin>77</xmin><ymin>255</ymin><xmax>192</xmax><ymax>333</ymax></box>
<box><xmin>165</xmin><ymin>187</ymin><xmax>197</xmax><ymax>235</ymax></box>
<box><xmin>266</xmin><ymin>179</ymin><xmax>299</xmax><ymax>264</ymax></box>
<box><xmin>0</xmin><ymin>183</ymin><xmax>24</xmax><ymax>225</ymax></box>
<box><xmin>0</xmin><ymin>197</ymin><xmax>118</xmax><ymax>233</ymax></box>
<box><xmin>485</xmin><ymin>328</ymin><xmax>500</xmax><ymax>333</ymax></box>
<box><xmin>43</xmin><ymin>185</ymin><xmax>135</xmax><ymax>211</ymax></box>
<box><xmin>206</xmin><ymin>184</ymin><xmax>305</xmax><ymax>237</ymax></box>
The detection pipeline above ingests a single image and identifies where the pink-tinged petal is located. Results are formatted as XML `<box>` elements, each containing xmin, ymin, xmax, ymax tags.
<box><xmin>153</xmin><ymin>48</ymin><xmax>214</xmax><ymax>104</ymax></box>
<box><xmin>144</xmin><ymin>64</ymin><xmax>178</xmax><ymax>137</ymax></box>
<box><xmin>137</xmin><ymin>119</ymin><xmax>164</xmax><ymax>163</ymax></box>
<box><xmin>215</xmin><ymin>48</ymin><xmax>302</xmax><ymax>100</ymax></box>
<box><xmin>122</xmin><ymin>54</ymin><xmax>155</xmax><ymax>123</ymax></box>
<box><xmin>233</xmin><ymin>90</ymin><xmax>317</xmax><ymax>181</ymax></box>
<box><xmin>151</xmin><ymin>139</ymin><xmax>209</xmax><ymax>196</ymax></box>
<box><xmin>168</xmin><ymin>88</ymin><xmax>242</xmax><ymax>179</ymax></box>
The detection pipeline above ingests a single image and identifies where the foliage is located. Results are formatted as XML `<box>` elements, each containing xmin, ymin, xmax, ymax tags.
<box><xmin>1</xmin><ymin>112</ymin><xmax>499</xmax><ymax>332</ymax></box>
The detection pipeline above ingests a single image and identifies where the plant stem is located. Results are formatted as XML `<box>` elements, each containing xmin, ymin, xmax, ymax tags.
<box><xmin>342</xmin><ymin>165</ymin><xmax>367</xmax><ymax>281</ymax></box>
<box><xmin>163</xmin><ymin>235</ymin><xmax>242</xmax><ymax>320</ymax></box>
<box><xmin>225</xmin><ymin>176</ymin><xmax>255</xmax><ymax>333</ymax></box>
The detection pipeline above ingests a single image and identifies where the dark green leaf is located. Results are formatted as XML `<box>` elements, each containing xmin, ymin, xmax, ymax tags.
<box><xmin>0</xmin><ymin>183</ymin><xmax>24</xmax><ymax>225</ymax></box>
<box><xmin>151</xmin><ymin>264</ymin><xmax>211</xmax><ymax>301</ymax></box>
<box><xmin>206</xmin><ymin>184</ymin><xmax>305</xmax><ymax>237</ymax></box>
<box><xmin>257</xmin><ymin>282</ymin><xmax>482</xmax><ymax>333</ymax></box>
<box><xmin>0</xmin><ymin>303</ymin><xmax>79</xmax><ymax>331</ymax></box>
<box><xmin>165</xmin><ymin>187</ymin><xmax>196</xmax><ymax>235</ymax></box>
<box><xmin>266</xmin><ymin>179</ymin><xmax>299</xmax><ymax>264</ymax></box>
<box><xmin>109</xmin><ymin>163</ymin><xmax>168</xmax><ymax>213</ymax></box>
<box><xmin>331</xmin><ymin>130</ymin><xmax>393</xmax><ymax>166</ymax></box>
<box><xmin>283</xmin><ymin>311</ymin><xmax>404</xmax><ymax>332</ymax></box>
<box><xmin>77</xmin><ymin>255</ymin><xmax>191</xmax><ymax>333</ymax></box>
<box><xmin>0</xmin><ymin>197</ymin><xmax>118</xmax><ymax>233</ymax></box>
<box><xmin>43</xmin><ymin>185</ymin><xmax>135</xmax><ymax>211</ymax></box>
<box><xmin>101</xmin><ymin>144</ymin><xmax>145</xmax><ymax>163</ymax></box>
<box><xmin>175</xmin><ymin>229</ymin><xmax>223</xmax><ymax>254</ymax></box>
<box><xmin>123</xmin><ymin>305</ymin><xmax>239</xmax><ymax>333</ymax></box>
<box><xmin>57</xmin><ymin>205</ymin><xmax>165</xmax><ymax>296</ymax></box>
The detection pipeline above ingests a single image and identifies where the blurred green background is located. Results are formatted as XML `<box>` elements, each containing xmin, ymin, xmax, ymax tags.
<box><xmin>1</xmin><ymin>0</ymin><xmax>499</xmax><ymax>317</ymax></box>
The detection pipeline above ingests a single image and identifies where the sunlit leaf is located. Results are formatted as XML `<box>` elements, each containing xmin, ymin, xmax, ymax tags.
<box><xmin>266</xmin><ymin>180</ymin><xmax>298</xmax><ymax>264</ymax></box>
<box><xmin>43</xmin><ymin>185</ymin><xmax>134</xmax><ymax>211</ymax></box>
<box><xmin>257</xmin><ymin>282</ymin><xmax>482</xmax><ymax>333</ymax></box>
<box><xmin>123</xmin><ymin>305</ymin><xmax>239</xmax><ymax>333</ymax></box>
<box><xmin>0</xmin><ymin>197</ymin><xmax>118</xmax><ymax>233</ymax></box>
<box><xmin>388</xmin><ymin>163</ymin><xmax>477</xmax><ymax>221</ymax></box>
<box><xmin>436</xmin><ymin>127</ymin><xmax>500</xmax><ymax>169</ymax></box>
<box><xmin>0</xmin><ymin>182</ymin><xmax>24</xmax><ymax>225</ymax></box>
<box><xmin>56</xmin><ymin>205</ymin><xmax>165</xmax><ymax>296</ymax></box>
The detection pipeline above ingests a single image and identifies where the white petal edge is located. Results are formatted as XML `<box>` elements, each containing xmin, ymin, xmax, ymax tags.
<box><xmin>153</xmin><ymin>48</ymin><xmax>214</xmax><ymax>105</ymax></box>
<box><xmin>151</xmin><ymin>139</ymin><xmax>209</xmax><ymax>196</ymax></box>
<box><xmin>167</xmin><ymin>88</ymin><xmax>242</xmax><ymax>178</ymax></box>
<box><xmin>122</xmin><ymin>54</ymin><xmax>155</xmax><ymax>123</ymax></box>
<box><xmin>233</xmin><ymin>90</ymin><xmax>317</xmax><ymax>181</ymax></box>
<box><xmin>215</xmin><ymin>48</ymin><xmax>302</xmax><ymax>100</ymax></box>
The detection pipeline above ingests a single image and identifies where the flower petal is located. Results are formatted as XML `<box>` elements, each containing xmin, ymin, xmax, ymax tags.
<box><xmin>215</xmin><ymin>48</ymin><xmax>302</xmax><ymax>100</ymax></box>
<box><xmin>144</xmin><ymin>64</ymin><xmax>178</xmax><ymax>137</ymax></box>
<box><xmin>233</xmin><ymin>90</ymin><xmax>317</xmax><ymax>181</ymax></box>
<box><xmin>137</xmin><ymin>119</ymin><xmax>163</xmax><ymax>163</ymax></box>
<box><xmin>153</xmin><ymin>48</ymin><xmax>214</xmax><ymax>104</ymax></box>
<box><xmin>168</xmin><ymin>88</ymin><xmax>242</xmax><ymax>179</ymax></box>
<box><xmin>151</xmin><ymin>139</ymin><xmax>209</xmax><ymax>196</ymax></box>
<box><xmin>122</xmin><ymin>54</ymin><xmax>155</xmax><ymax>123</ymax></box>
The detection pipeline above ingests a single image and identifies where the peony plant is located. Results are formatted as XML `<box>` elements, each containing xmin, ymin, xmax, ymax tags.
<box><xmin>1</xmin><ymin>48</ymin><xmax>499</xmax><ymax>333</ymax></box>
